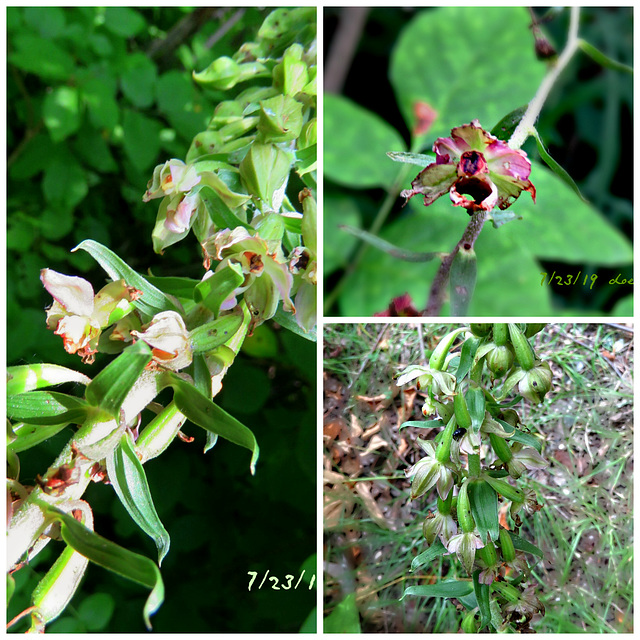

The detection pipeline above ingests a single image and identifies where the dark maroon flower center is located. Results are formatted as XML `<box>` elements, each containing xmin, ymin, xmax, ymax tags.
<box><xmin>455</xmin><ymin>177</ymin><xmax>493</xmax><ymax>204</ymax></box>
<box><xmin>458</xmin><ymin>150</ymin><xmax>488</xmax><ymax>177</ymax></box>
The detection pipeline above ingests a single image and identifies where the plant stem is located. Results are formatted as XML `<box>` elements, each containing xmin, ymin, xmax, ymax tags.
<box><xmin>424</xmin><ymin>7</ymin><xmax>581</xmax><ymax>316</ymax></box>
<box><xmin>508</xmin><ymin>6</ymin><xmax>581</xmax><ymax>150</ymax></box>
<box><xmin>468</xmin><ymin>453</ymin><xmax>481</xmax><ymax>477</ymax></box>
<box><xmin>423</xmin><ymin>211</ymin><xmax>487</xmax><ymax>316</ymax></box>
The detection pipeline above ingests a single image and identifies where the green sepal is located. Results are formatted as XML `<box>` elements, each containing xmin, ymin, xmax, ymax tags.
<box><xmin>35</xmin><ymin>501</ymin><xmax>164</xmax><ymax>630</ymax></box>
<box><xmin>257</xmin><ymin>94</ymin><xmax>303</xmax><ymax>143</ymax></box>
<box><xmin>466</xmin><ymin>385</ymin><xmax>485</xmax><ymax>435</ymax></box>
<box><xmin>499</xmin><ymin>527</ymin><xmax>516</xmax><ymax>562</ymax></box>
<box><xmin>429</xmin><ymin>328</ymin><xmax>467</xmax><ymax>371</ymax></box>
<box><xmin>272</xmin><ymin>301</ymin><xmax>317</xmax><ymax>341</ymax></box>
<box><xmin>7</xmin><ymin>364</ymin><xmax>91</xmax><ymax>396</ymax></box>
<box><xmin>106</xmin><ymin>431</ymin><xmax>170</xmax><ymax>565</ymax></box>
<box><xmin>73</xmin><ymin>240</ymin><xmax>180</xmax><ymax>320</ymax></box>
<box><xmin>161</xmin><ymin>372</ymin><xmax>259</xmax><ymax>474</ymax></box>
<box><xmin>194</xmin><ymin>264</ymin><xmax>245</xmax><ymax>318</ymax></box>
<box><xmin>453</xmin><ymin>388</ymin><xmax>472</xmax><ymax>430</ymax></box>
<box><xmin>489</xmin><ymin>431</ymin><xmax>513</xmax><ymax>463</ymax></box>
<box><xmin>85</xmin><ymin>340</ymin><xmax>153</xmax><ymax>417</ymax></box>
<box><xmin>189</xmin><ymin>312</ymin><xmax>244</xmax><ymax>354</ymax></box>
<box><xmin>8</xmin><ymin>421</ymin><xmax>71</xmax><ymax>453</ymax></box>
<box><xmin>456</xmin><ymin>336</ymin><xmax>481</xmax><ymax>383</ymax></box>
<box><xmin>399</xmin><ymin>419</ymin><xmax>443</xmax><ymax>430</ymax></box>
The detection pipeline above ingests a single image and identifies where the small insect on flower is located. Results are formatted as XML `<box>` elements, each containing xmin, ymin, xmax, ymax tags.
<box><xmin>453</xmin><ymin>427</ymin><xmax>467</xmax><ymax>441</ymax></box>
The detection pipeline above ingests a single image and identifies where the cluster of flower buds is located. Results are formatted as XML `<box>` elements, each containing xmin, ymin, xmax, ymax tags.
<box><xmin>396</xmin><ymin>324</ymin><xmax>550</xmax><ymax>632</ymax></box>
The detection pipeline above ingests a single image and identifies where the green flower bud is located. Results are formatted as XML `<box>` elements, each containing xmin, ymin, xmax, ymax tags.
<box><xmin>469</xmin><ymin>323</ymin><xmax>492</xmax><ymax>337</ymax></box>
<box><xmin>508</xmin><ymin>323</ymin><xmax>536</xmax><ymax>371</ymax></box>
<box><xmin>477</xmin><ymin>539</ymin><xmax>498</xmax><ymax>567</ymax></box>
<box><xmin>257</xmin><ymin>95</ymin><xmax>303</xmax><ymax>143</ymax></box>
<box><xmin>435</xmin><ymin>401</ymin><xmax>454</xmax><ymax>424</ymax></box>
<box><xmin>457</xmin><ymin>480</ymin><xmax>476</xmax><ymax>533</ymax></box>
<box><xmin>299</xmin><ymin>118</ymin><xmax>317</xmax><ymax>149</ymax></box>
<box><xmin>300</xmin><ymin>188</ymin><xmax>317</xmax><ymax>256</ymax></box>
<box><xmin>484</xmin><ymin>476</ymin><xmax>524</xmax><ymax>504</ymax></box>
<box><xmin>486</xmin><ymin>343</ymin><xmax>514</xmax><ymax>378</ymax></box>
<box><xmin>239</xmin><ymin>143</ymin><xmax>291</xmax><ymax>209</ymax></box>
<box><xmin>489</xmin><ymin>432</ymin><xmax>513</xmax><ymax>464</ymax></box>
<box><xmin>453</xmin><ymin>388</ymin><xmax>472</xmax><ymax>430</ymax></box>
<box><xmin>499</xmin><ymin>527</ymin><xmax>516</xmax><ymax>563</ymax></box>
<box><xmin>518</xmin><ymin>361</ymin><xmax>553</xmax><ymax>404</ymax></box>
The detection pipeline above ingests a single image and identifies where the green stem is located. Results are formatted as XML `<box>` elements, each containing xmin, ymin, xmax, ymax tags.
<box><xmin>508</xmin><ymin>6</ymin><xmax>581</xmax><ymax>150</ymax></box>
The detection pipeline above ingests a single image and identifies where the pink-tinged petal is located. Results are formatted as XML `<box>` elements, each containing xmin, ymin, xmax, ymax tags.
<box><xmin>449</xmin><ymin>119</ymin><xmax>496</xmax><ymax>153</ymax></box>
<box><xmin>54</xmin><ymin>315</ymin><xmax>100</xmax><ymax>356</ymax></box>
<box><xmin>434</xmin><ymin>136</ymin><xmax>467</xmax><ymax>164</ymax></box>
<box><xmin>450</xmin><ymin>175</ymin><xmax>498</xmax><ymax>212</ymax></box>
<box><xmin>169</xmin><ymin>163</ymin><xmax>201</xmax><ymax>193</ymax></box>
<box><xmin>41</xmin><ymin>269</ymin><xmax>94</xmax><ymax>317</ymax></box>
<box><xmin>401</xmin><ymin>163</ymin><xmax>457</xmax><ymax>206</ymax></box>
<box><xmin>263</xmin><ymin>256</ymin><xmax>295</xmax><ymax>313</ymax></box>
<box><xmin>165</xmin><ymin>193</ymin><xmax>199</xmax><ymax>233</ymax></box>
<box><xmin>490</xmin><ymin>173</ymin><xmax>536</xmax><ymax>210</ymax></box>
<box><xmin>436</xmin><ymin>467</ymin><xmax>454</xmax><ymax>500</ymax></box>
<box><xmin>486</xmin><ymin>143</ymin><xmax>532</xmax><ymax>180</ymax></box>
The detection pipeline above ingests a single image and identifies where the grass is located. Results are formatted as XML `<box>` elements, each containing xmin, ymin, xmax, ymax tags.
<box><xmin>323</xmin><ymin>323</ymin><xmax>633</xmax><ymax>633</ymax></box>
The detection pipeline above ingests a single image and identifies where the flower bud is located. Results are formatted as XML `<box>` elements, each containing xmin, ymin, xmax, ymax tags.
<box><xmin>508</xmin><ymin>322</ymin><xmax>536</xmax><ymax>371</ymax></box>
<box><xmin>239</xmin><ymin>143</ymin><xmax>291</xmax><ymax>209</ymax></box>
<box><xmin>457</xmin><ymin>480</ymin><xmax>475</xmax><ymax>533</ymax></box>
<box><xmin>461</xmin><ymin>611</ymin><xmax>479</xmax><ymax>633</ymax></box>
<box><xmin>499</xmin><ymin>527</ymin><xmax>516</xmax><ymax>563</ymax></box>
<box><xmin>489</xmin><ymin>432</ymin><xmax>513</xmax><ymax>464</ymax></box>
<box><xmin>484</xmin><ymin>476</ymin><xmax>524</xmax><ymax>504</ymax></box>
<box><xmin>486</xmin><ymin>343</ymin><xmax>514</xmax><ymax>378</ymax></box>
<box><xmin>477</xmin><ymin>539</ymin><xmax>498</xmax><ymax>567</ymax></box>
<box><xmin>257</xmin><ymin>95</ymin><xmax>303</xmax><ymax>143</ymax></box>
<box><xmin>518</xmin><ymin>361</ymin><xmax>553</xmax><ymax>403</ymax></box>
<box><xmin>453</xmin><ymin>389</ymin><xmax>472</xmax><ymax>430</ymax></box>
<box><xmin>469</xmin><ymin>323</ymin><xmax>492</xmax><ymax>337</ymax></box>
<box><xmin>524</xmin><ymin>323</ymin><xmax>547</xmax><ymax>338</ymax></box>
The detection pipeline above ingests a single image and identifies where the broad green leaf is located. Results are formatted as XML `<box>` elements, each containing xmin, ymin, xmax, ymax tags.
<box><xmin>85</xmin><ymin>341</ymin><xmax>152</xmax><ymax>416</ymax></box>
<box><xmin>36</xmin><ymin>502</ymin><xmax>164</xmax><ymax>630</ymax></box>
<box><xmin>23</xmin><ymin>7</ymin><xmax>66</xmax><ymax>38</ymax></box>
<box><xmin>391</xmin><ymin>7</ymin><xmax>545</xmax><ymax>143</ymax></box>
<box><xmin>43</xmin><ymin>153</ymin><xmax>88</xmax><ymax>209</ymax></box>
<box><xmin>122</xmin><ymin>110</ymin><xmax>162</xmax><ymax>171</ymax></box>
<box><xmin>145</xmin><ymin>275</ymin><xmax>199</xmax><ymax>300</ymax></box>
<box><xmin>508</xmin><ymin>530</ymin><xmax>544</xmax><ymax>558</ymax></box>
<box><xmin>323</xmin><ymin>593</ymin><xmax>361</xmax><ymax>633</ymax></box>
<box><xmin>340</xmin><ymin>225</ymin><xmax>439</xmax><ymax>262</ymax></box>
<box><xmin>106</xmin><ymin>431</ymin><xmax>170</xmax><ymax>565</ymax></box>
<box><xmin>156</xmin><ymin>70</ymin><xmax>194</xmax><ymax>115</ymax></box>
<box><xmin>7</xmin><ymin>392</ymin><xmax>89</xmax><ymax>425</ymax></box>
<box><xmin>9</xmin><ymin>34</ymin><xmax>74</xmax><ymax>81</ymax></box>
<box><xmin>8</xmin><ymin>422</ymin><xmax>71</xmax><ymax>453</ymax></box>
<box><xmin>73</xmin><ymin>239</ymin><xmax>180</xmax><ymax>318</ymax></box>
<box><xmin>193</xmin><ymin>264</ymin><xmax>244</xmax><ymax>317</ymax></box>
<box><xmin>502</xmin><ymin>163</ymin><xmax>633</xmax><ymax>265</ymax></box>
<box><xmin>402</xmin><ymin>580</ymin><xmax>474</xmax><ymax>600</ymax></box>
<box><xmin>612</xmin><ymin>295</ymin><xmax>633</xmax><ymax>316</ymax></box>
<box><xmin>81</xmin><ymin>77</ymin><xmax>119</xmax><ymax>131</ymax></box>
<box><xmin>120</xmin><ymin>53</ymin><xmax>157</xmax><ymax>109</ymax></box>
<box><xmin>162</xmin><ymin>372</ymin><xmax>259</xmax><ymax>474</ymax></box>
<box><xmin>77</xmin><ymin>593</ymin><xmax>116</xmax><ymax>632</ymax></box>
<box><xmin>400</xmin><ymin>419</ymin><xmax>443</xmax><ymax>431</ymax></box>
<box><xmin>189</xmin><ymin>313</ymin><xmax>244</xmax><ymax>354</ymax></box>
<box><xmin>387</xmin><ymin>151</ymin><xmax>435</xmax><ymax>166</ymax></box>
<box><xmin>490</xmin><ymin>106</ymin><xmax>528</xmax><ymax>142</ymax></box>
<box><xmin>7</xmin><ymin>364</ymin><xmax>91</xmax><ymax>396</ymax></box>
<box><xmin>43</xmin><ymin>87</ymin><xmax>81</xmax><ymax>142</ymax></box>
<box><xmin>531</xmin><ymin>129</ymin><xmax>585</xmax><ymax>202</ymax></box>
<box><xmin>468</xmin><ymin>480</ymin><xmax>499</xmax><ymax>544</ymax></box>
<box><xmin>324</xmin><ymin>93</ymin><xmax>406</xmax><ymax>189</ymax></box>
<box><xmin>323</xmin><ymin>193</ymin><xmax>361</xmax><ymax>276</ymax></box>
<box><xmin>103</xmin><ymin>6</ymin><xmax>146</xmax><ymax>38</ymax></box>
<box><xmin>272</xmin><ymin>302</ymin><xmax>317</xmax><ymax>342</ymax></box>
<box><xmin>410</xmin><ymin>539</ymin><xmax>447</xmax><ymax>571</ymax></box>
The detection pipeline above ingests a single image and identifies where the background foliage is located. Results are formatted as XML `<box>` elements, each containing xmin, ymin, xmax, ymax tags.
<box><xmin>7</xmin><ymin>7</ymin><xmax>315</xmax><ymax>632</ymax></box>
<box><xmin>323</xmin><ymin>7</ymin><xmax>633</xmax><ymax>317</ymax></box>
<box><xmin>323</xmin><ymin>323</ymin><xmax>633</xmax><ymax>632</ymax></box>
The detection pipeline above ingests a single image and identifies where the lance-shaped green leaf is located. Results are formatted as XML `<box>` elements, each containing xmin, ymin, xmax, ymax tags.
<box><xmin>85</xmin><ymin>340</ymin><xmax>152</xmax><ymax>417</ymax></box>
<box><xmin>468</xmin><ymin>480</ymin><xmax>499</xmax><ymax>544</ymax></box>
<box><xmin>402</xmin><ymin>579</ymin><xmax>473</xmax><ymax>600</ymax></box>
<box><xmin>400</xmin><ymin>419</ymin><xmax>443</xmax><ymax>431</ymax></box>
<box><xmin>73</xmin><ymin>240</ymin><xmax>180</xmax><ymax>319</ymax></box>
<box><xmin>472</xmin><ymin>570</ymin><xmax>491</xmax><ymax>630</ymax></box>
<box><xmin>8</xmin><ymin>422</ymin><xmax>71</xmax><ymax>453</ymax></box>
<box><xmin>106</xmin><ymin>431</ymin><xmax>170</xmax><ymax>565</ymax></box>
<box><xmin>490</xmin><ymin>105</ymin><xmax>528</xmax><ymax>142</ymax></box>
<box><xmin>144</xmin><ymin>275</ymin><xmax>199</xmax><ymax>300</ymax></box>
<box><xmin>272</xmin><ymin>301</ymin><xmax>317</xmax><ymax>342</ymax></box>
<box><xmin>193</xmin><ymin>264</ymin><xmax>245</xmax><ymax>318</ymax></box>
<box><xmin>189</xmin><ymin>313</ymin><xmax>244</xmax><ymax>354</ymax></box>
<box><xmin>161</xmin><ymin>372</ymin><xmax>259</xmax><ymax>474</ymax></box>
<box><xmin>386</xmin><ymin>150</ymin><xmax>436</xmax><ymax>166</ymax></box>
<box><xmin>449</xmin><ymin>245</ymin><xmax>477</xmax><ymax>316</ymax></box>
<box><xmin>507</xmin><ymin>530</ymin><xmax>544</xmax><ymax>558</ymax></box>
<box><xmin>503</xmin><ymin>423</ymin><xmax>543</xmax><ymax>453</ymax></box>
<box><xmin>578</xmin><ymin>38</ymin><xmax>633</xmax><ymax>74</ymax></box>
<box><xmin>7</xmin><ymin>364</ymin><xmax>91</xmax><ymax>396</ymax></box>
<box><xmin>35</xmin><ymin>501</ymin><xmax>164</xmax><ymax>630</ymax></box>
<box><xmin>410</xmin><ymin>538</ymin><xmax>447</xmax><ymax>572</ymax></box>
<box><xmin>198</xmin><ymin>185</ymin><xmax>252</xmax><ymax>232</ymax></box>
<box><xmin>456</xmin><ymin>337</ymin><xmax>481</xmax><ymax>383</ymax></box>
<box><xmin>339</xmin><ymin>225</ymin><xmax>440</xmax><ymax>262</ymax></box>
<box><xmin>7</xmin><ymin>391</ymin><xmax>89</xmax><ymax>425</ymax></box>
<box><xmin>466</xmin><ymin>385</ymin><xmax>486</xmax><ymax>435</ymax></box>
<box><xmin>531</xmin><ymin>128</ymin><xmax>585</xmax><ymax>203</ymax></box>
